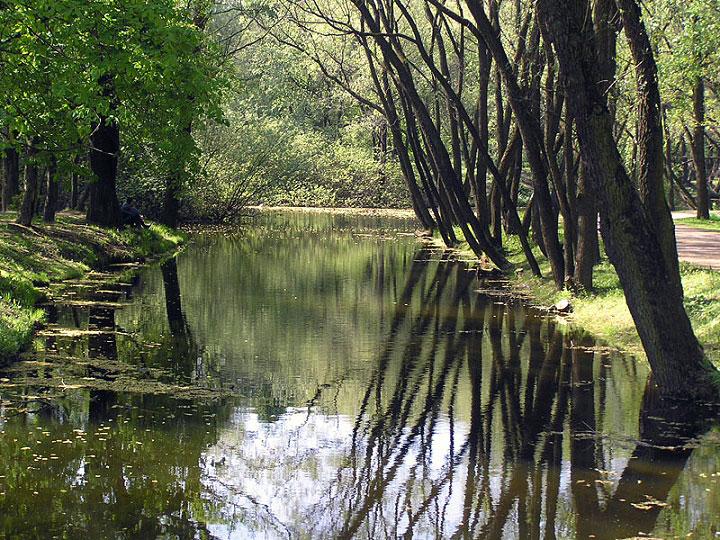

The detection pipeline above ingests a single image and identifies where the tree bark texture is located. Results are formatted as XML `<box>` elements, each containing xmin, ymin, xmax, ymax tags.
<box><xmin>537</xmin><ymin>0</ymin><xmax>718</xmax><ymax>400</ymax></box>
<box><xmin>17</xmin><ymin>145</ymin><xmax>39</xmax><ymax>227</ymax></box>
<box><xmin>617</xmin><ymin>0</ymin><xmax>682</xmax><ymax>299</ymax></box>
<box><xmin>2</xmin><ymin>145</ymin><xmax>19</xmax><ymax>211</ymax></box>
<box><xmin>43</xmin><ymin>158</ymin><xmax>58</xmax><ymax>223</ymax></box>
<box><xmin>87</xmin><ymin>113</ymin><xmax>121</xmax><ymax>226</ymax></box>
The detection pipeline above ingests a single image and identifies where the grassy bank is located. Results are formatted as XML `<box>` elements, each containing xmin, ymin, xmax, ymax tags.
<box><xmin>460</xmin><ymin>229</ymin><xmax>720</xmax><ymax>366</ymax></box>
<box><xmin>0</xmin><ymin>211</ymin><xmax>184</xmax><ymax>363</ymax></box>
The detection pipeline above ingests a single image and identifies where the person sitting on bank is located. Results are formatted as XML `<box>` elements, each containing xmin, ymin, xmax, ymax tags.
<box><xmin>120</xmin><ymin>197</ymin><xmax>149</xmax><ymax>228</ymax></box>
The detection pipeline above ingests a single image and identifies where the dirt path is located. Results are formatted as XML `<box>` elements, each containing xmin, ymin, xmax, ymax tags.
<box><xmin>672</xmin><ymin>211</ymin><xmax>720</xmax><ymax>270</ymax></box>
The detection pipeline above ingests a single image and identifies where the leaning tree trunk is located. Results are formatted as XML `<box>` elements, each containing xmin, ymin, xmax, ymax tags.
<box><xmin>618</xmin><ymin>0</ymin><xmax>682</xmax><ymax>300</ymax></box>
<box><xmin>87</xmin><ymin>113</ymin><xmax>121</xmax><ymax>227</ymax></box>
<box><xmin>537</xmin><ymin>0</ymin><xmax>719</xmax><ymax>401</ymax></box>
<box><xmin>460</xmin><ymin>0</ymin><xmax>566</xmax><ymax>288</ymax></box>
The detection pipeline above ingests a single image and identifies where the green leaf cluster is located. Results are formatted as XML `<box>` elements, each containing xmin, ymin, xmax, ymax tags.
<box><xmin>0</xmin><ymin>0</ymin><xmax>225</xmax><ymax>183</ymax></box>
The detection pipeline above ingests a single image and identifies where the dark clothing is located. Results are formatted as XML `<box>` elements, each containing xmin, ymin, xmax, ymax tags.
<box><xmin>121</xmin><ymin>203</ymin><xmax>145</xmax><ymax>227</ymax></box>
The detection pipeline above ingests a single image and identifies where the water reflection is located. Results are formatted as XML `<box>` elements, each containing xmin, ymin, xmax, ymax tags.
<box><xmin>1</xmin><ymin>211</ymin><xmax>719</xmax><ymax>539</ymax></box>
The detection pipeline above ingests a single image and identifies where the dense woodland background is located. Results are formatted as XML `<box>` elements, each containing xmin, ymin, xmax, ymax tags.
<box><xmin>2</xmin><ymin>0</ymin><xmax>720</xmax><ymax>397</ymax></box>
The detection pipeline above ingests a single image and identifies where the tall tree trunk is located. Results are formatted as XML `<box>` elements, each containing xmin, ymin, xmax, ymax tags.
<box><xmin>574</xmin><ymin>161</ymin><xmax>598</xmax><ymax>289</ymax></box>
<box><xmin>691</xmin><ymin>78</ymin><xmax>709</xmax><ymax>219</ymax></box>
<box><xmin>161</xmin><ymin>176</ymin><xmax>181</xmax><ymax>228</ymax></box>
<box><xmin>2</xmin><ymin>142</ymin><xmax>19</xmax><ymax>211</ymax></box>
<box><xmin>17</xmin><ymin>142</ymin><xmax>40</xmax><ymax>227</ymax></box>
<box><xmin>87</xmin><ymin>74</ymin><xmax>121</xmax><ymax>227</ymax></box>
<box><xmin>43</xmin><ymin>157</ymin><xmax>58</xmax><ymax>223</ymax></box>
<box><xmin>70</xmin><ymin>154</ymin><xmax>81</xmax><ymax>210</ymax></box>
<box><xmin>537</xmin><ymin>0</ymin><xmax>719</xmax><ymax>400</ymax></box>
<box><xmin>87</xmin><ymin>113</ymin><xmax>121</xmax><ymax>226</ymax></box>
<box><xmin>618</xmin><ymin>0</ymin><xmax>682</xmax><ymax>299</ymax></box>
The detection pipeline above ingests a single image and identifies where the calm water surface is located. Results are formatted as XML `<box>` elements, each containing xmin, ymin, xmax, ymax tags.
<box><xmin>1</xmin><ymin>211</ymin><xmax>719</xmax><ymax>539</ymax></box>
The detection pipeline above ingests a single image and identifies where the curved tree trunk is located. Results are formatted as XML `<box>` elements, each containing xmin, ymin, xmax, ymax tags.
<box><xmin>537</xmin><ymin>0</ymin><xmax>719</xmax><ymax>400</ymax></box>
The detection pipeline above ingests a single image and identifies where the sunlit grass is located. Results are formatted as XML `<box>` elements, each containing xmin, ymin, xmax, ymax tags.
<box><xmin>438</xmin><ymin>221</ymin><xmax>720</xmax><ymax>366</ymax></box>
<box><xmin>676</xmin><ymin>213</ymin><xmax>720</xmax><ymax>231</ymax></box>
<box><xmin>0</xmin><ymin>211</ymin><xmax>185</xmax><ymax>364</ymax></box>
<box><xmin>0</xmin><ymin>297</ymin><xmax>43</xmax><ymax>359</ymax></box>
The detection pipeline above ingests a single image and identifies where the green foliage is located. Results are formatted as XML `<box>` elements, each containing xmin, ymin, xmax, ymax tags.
<box><xmin>648</xmin><ymin>0</ymin><xmax>720</xmax><ymax>126</ymax></box>
<box><xmin>0</xmin><ymin>0</ymin><xmax>225</xmax><ymax>210</ymax></box>
<box><xmin>0</xmin><ymin>298</ymin><xmax>43</xmax><ymax>361</ymax></box>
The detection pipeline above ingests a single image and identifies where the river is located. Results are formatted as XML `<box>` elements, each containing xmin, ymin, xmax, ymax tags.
<box><xmin>1</xmin><ymin>210</ymin><xmax>718</xmax><ymax>539</ymax></box>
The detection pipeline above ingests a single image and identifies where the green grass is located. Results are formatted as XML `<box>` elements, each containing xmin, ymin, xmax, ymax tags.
<box><xmin>0</xmin><ymin>211</ymin><xmax>185</xmax><ymax>364</ymax></box>
<box><xmin>440</xmin><ymin>224</ymin><xmax>720</xmax><ymax>367</ymax></box>
<box><xmin>676</xmin><ymin>213</ymin><xmax>720</xmax><ymax>231</ymax></box>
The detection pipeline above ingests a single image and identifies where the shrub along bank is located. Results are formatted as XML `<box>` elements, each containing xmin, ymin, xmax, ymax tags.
<box><xmin>0</xmin><ymin>211</ymin><xmax>184</xmax><ymax>363</ymax></box>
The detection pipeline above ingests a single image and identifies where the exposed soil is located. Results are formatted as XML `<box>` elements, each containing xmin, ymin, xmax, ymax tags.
<box><xmin>674</xmin><ymin>224</ymin><xmax>720</xmax><ymax>270</ymax></box>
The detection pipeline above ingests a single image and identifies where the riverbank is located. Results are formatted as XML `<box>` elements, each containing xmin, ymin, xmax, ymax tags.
<box><xmin>259</xmin><ymin>206</ymin><xmax>720</xmax><ymax>365</ymax></box>
<box><xmin>471</xmin><ymin>216</ymin><xmax>720</xmax><ymax>366</ymax></box>
<box><xmin>0</xmin><ymin>211</ymin><xmax>184</xmax><ymax>363</ymax></box>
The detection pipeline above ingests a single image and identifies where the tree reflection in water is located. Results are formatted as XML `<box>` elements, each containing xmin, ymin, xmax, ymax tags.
<box><xmin>295</xmin><ymin>247</ymin><xmax>717</xmax><ymax>540</ymax></box>
<box><xmin>4</xmin><ymin>234</ymin><xmax>718</xmax><ymax>539</ymax></box>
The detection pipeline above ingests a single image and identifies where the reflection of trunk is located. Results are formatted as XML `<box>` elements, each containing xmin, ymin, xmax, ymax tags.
<box><xmin>17</xmin><ymin>142</ymin><xmax>40</xmax><ymax>226</ymax></box>
<box><xmin>579</xmin><ymin>378</ymin><xmax>711</xmax><ymax>540</ymax></box>
<box><xmin>88</xmin><ymin>390</ymin><xmax>118</xmax><ymax>423</ymax></box>
<box><xmin>161</xmin><ymin>257</ymin><xmax>187</xmax><ymax>335</ymax></box>
<box><xmin>570</xmin><ymin>336</ymin><xmax>601</xmax><ymax>539</ymax></box>
<box><xmin>161</xmin><ymin>256</ymin><xmax>200</xmax><ymax>378</ymax></box>
<box><xmin>88</xmin><ymin>307</ymin><xmax>118</xmax><ymax>361</ymax></box>
<box><xmin>44</xmin><ymin>305</ymin><xmax>58</xmax><ymax>353</ymax></box>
